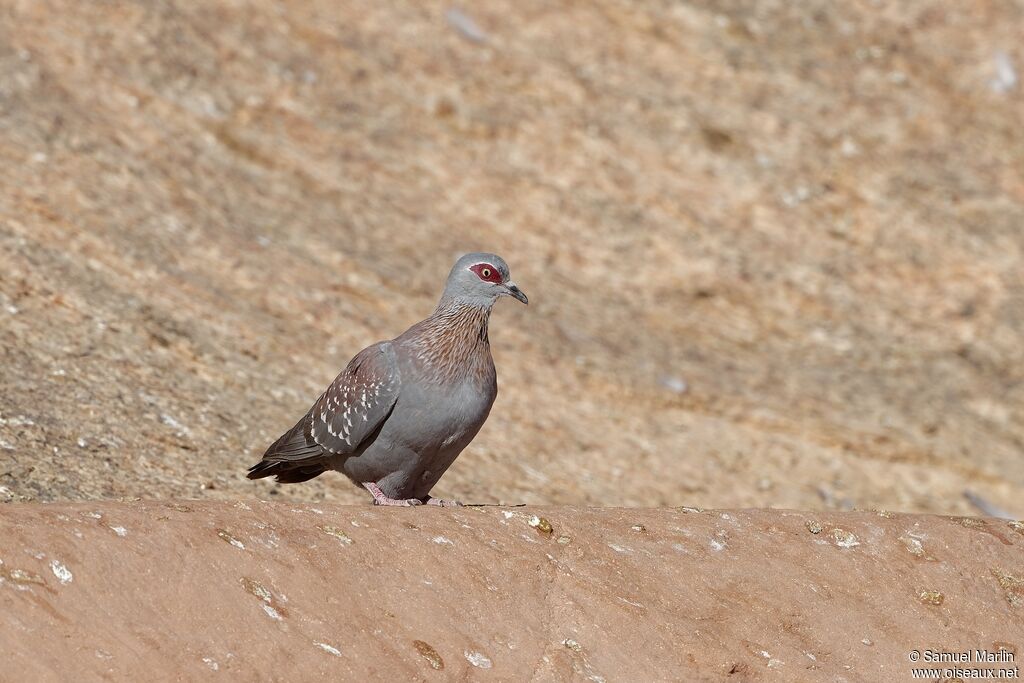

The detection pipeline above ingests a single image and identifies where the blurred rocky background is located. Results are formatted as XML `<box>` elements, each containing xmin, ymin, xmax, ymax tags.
<box><xmin>1</xmin><ymin>0</ymin><xmax>1022</xmax><ymax>515</ymax></box>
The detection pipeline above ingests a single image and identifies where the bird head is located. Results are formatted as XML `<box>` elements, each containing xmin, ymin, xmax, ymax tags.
<box><xmin>442</xmin><ymin>252</ymin><xmax>528</xmax><ymax>307</ymax></box>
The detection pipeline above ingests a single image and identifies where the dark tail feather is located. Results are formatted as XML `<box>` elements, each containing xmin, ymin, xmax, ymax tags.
<box><xmin>247</xmin><ymin>460</ymin><xmax>327</xmax><ymax>483</ymax></box>
<box><xmin>248</xmin><ymin>415</ymin><xmax>327</xmax><ymax>483</ymax></box>
<box><xmin>261</xmin><ymin>418</ymin><xmax>320</xmax><ymax>460</ymax></box>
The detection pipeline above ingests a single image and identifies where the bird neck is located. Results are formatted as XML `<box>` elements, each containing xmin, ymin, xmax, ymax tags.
<box><xmin>428</xmin><ymin>298</ymin><xmax>493</xmax><ymax>345</ymax></box>
<box><xmin>406</xmin><ymin>298</ymin><xmax>494</xmax><ymax>382</ymax></box>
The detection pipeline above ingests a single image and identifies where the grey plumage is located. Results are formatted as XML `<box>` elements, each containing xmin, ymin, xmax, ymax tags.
<box><xmin>247</xmin><ymin>252</ymin><xmax>527</xmax><ymax>505</ymax></box>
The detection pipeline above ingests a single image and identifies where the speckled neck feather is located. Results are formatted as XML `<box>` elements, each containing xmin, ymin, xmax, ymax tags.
<box><xmin>402</xmin><ymin>298</ymin><xmax>495</xmax><ymax>384</ymax></box>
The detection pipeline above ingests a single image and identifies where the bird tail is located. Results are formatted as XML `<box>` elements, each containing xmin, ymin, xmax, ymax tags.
<box><xmin>247</xmin><ymin>414</ymin><xmax>327</xmax><ymax>483</ymax></box>
<box><xmin>246</xmin><ymin>460</ymin><xmax>327</xmax><ymax>483</ymax></box>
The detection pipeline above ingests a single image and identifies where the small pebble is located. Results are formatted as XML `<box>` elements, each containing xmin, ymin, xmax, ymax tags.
<box><xmin>831</xmin><ymin>528</ymin><xmax>859</xmax><ymax>548</ymax></box>
<box><xmin>528</xmin><ymin>516</ymin><xmax>553</xmax><ymax>535</ymax></box>
<box><xmin>413</xmin><ymin>640</ymin><xmax>444</xmax><ymax>670</ymax></box>
<box><xmin>464</xmin><ymin>651</ymin><xmax>492</xmax><ymax>669</ymax></box>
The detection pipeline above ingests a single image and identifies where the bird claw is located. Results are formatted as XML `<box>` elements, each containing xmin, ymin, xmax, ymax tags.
<box><xmin>363</xmin><ymin>482</ymin><xmax>460</xmax><ymax>507</ymax></box>
<box><xmin>372</xmin><ymin>497</ymin><xmax>423</xmax><ymax>507</ymax></box>
<box><xmin>364</xmin><ymin>482</ymin><xmax>423</xmax><ymax>506</ymax></box>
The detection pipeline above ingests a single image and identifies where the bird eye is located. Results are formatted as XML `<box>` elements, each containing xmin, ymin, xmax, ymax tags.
<box><xmin>471</xmin><ymin>263</ymin><xmax>502</xmax><ymax>282</ymax></box>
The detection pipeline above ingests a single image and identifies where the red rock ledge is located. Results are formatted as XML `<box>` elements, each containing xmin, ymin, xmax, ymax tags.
<box><xmin>1</xmin><ymin>502</ymin><xmax>1020</xmax><ymax>681</ymax></box>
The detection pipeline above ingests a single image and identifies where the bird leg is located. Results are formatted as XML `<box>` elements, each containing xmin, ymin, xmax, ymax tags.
<box><xmin>422</xmin><ymin>496</ymin><xmax>464</xmax><ymax>507</ymax></box>
<box><xmin>363</xmin><ymin>482</ymin><xmax>423</xmax><ymax>506</ymax></box>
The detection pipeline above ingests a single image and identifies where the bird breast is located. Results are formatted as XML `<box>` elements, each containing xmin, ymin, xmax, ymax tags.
<box><xmin>388</xmin><ymin>371</ymin><xmax>496</xmax><ymax>455</ymax></box>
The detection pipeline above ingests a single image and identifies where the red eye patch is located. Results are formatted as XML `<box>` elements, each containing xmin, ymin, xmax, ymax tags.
<box><xmin>470</xmin><ymin>263</ymin><xmax>503</xmax><ymax>283</ymax></box>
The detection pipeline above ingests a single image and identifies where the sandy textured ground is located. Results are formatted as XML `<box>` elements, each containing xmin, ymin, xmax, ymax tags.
<box><xmin>0</xmin><ymin>1</ymin><xmax>1023</xmax><ymax>515</ymax></box>
<box><xmin>1</xmin><ymin>502</ymin><xmax>1021</xmax><ymax>681</ymax></box>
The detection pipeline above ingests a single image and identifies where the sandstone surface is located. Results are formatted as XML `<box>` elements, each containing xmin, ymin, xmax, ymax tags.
<box><xmin>1</xmin><ymin>502</ymin><xmax>1021</xmax><ymax>681</ymax></box>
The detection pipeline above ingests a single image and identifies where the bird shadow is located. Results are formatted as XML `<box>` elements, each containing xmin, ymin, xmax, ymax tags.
<box><xmin>463</xmin><ymin>503</ymin><xmax>527</xmax><ymax>507</ymax></box>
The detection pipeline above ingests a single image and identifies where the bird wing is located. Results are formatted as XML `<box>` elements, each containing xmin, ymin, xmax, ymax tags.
<box><xmin>308</xmin><ymin>341</ymin><xmax>401</xmax><ymax>455</ymax></box>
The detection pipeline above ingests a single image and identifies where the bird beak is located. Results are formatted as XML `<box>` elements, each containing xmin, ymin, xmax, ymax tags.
<box><xmin>504</xmin><ymin>282</ymin><xmax>528</xmax><ymax>304</ymax></box>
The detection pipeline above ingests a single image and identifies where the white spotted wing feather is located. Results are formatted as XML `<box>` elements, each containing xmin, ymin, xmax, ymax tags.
<box><xmin>250</xmin><ymin>342</ymin><xmax>400</xmax><ymax>478</ymax></box>
<box><xmin>310</xmin><ymin>343</ymin><xmax>401</xmax><ymax>454</ymax></box>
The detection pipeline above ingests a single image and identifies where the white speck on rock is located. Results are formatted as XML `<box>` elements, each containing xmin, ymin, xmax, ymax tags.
<box><xmin>832</xmin><ymin>528</ymin><xmax>860</xmax><ymax>548</ymax></box>
<box><xmin>257</xmin><ymin>531</ymin><xmax>280</xmax><ymax>549</ymax></box>
<box><xmin>446</xmin><ymin>8</ymin><xmax>488</xmax><ymax>43</ymax></box>
<box><xmin>110</xmin><ymin>526</ymin><xmax>128</xmax><ymax>537</ymax></box>
<box><xmin>991</xmin><ymin>50</ymin><xmax>1018</xmax><ymax>93</ymax></box>
<box><xmin>262</xmin><ymin>604</ymin><xmax>282</xmax><ymax>621</ymax></box>
<box><xmin>160</xmin><ymin>413</ymin><xmax>187</xmax><ymax>431</ymax></box>
<box><xmin>249</xmin><ymin>583</ymin><xmax>272</xmax><ymax>602</ymax></box>
<box><xmin>50</xmin><ymin>560</ymin><xmax>72</xmax><ymax>585</ymax></box>
<box><xmin>608</xmin><ymin>543</ymin><xmax>632</xmax><ymax>554</ymax></box>
<box><xmin>840</xmin><ymin>138</ymin><xmax>860</xmax><ymax>156</ymax></box>
<box><xmin>464</xmin><ymin>651</ymin><xmax>492</xmax><ymax>669</ymax></box>
<box><xmin>502</xmin><ymin>511</ymin><xmax>515</xmax><ymax>519</ymax></box>
<box><xmin>781</xmin><ymin>185</ymin><xmax>811</xmax><ymax>207</ymax></box>
<box><xmin>316</xmin><ymin>642</ymin><xmax>342</xmax><ymax>657</ymax></box>
<box><xmin>432</xmin><ymin>535</ymin><xmax>453</xmax><ymax>545</ymax></box>
<box><xmin>217</xmin><ymin>529</ymin><xmax>246</xmax><ymax>550</ymax></box>
<box><xmin>900</xmin><ymin>534</ymin><xmax>925</xmax><ymax>556</ymax></box>
<box><xmin>659</xmin><ymin>375</ymin><xmax>688</xmax><ymax>394</ymax></box>
<box><xmin>202</xmin><ymin>657</ymin><xmax>218</xmax><ymax>671</ymax></box>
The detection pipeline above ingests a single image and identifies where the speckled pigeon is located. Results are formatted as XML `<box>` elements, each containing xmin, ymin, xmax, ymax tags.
<box><xmin>247</xmin><ymin>253</ymin><xmax>528</xmax><ymax>506</ymax></box>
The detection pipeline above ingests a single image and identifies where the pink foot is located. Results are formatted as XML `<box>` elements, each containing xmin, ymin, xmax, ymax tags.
<box><xmin>423</xmin><ymin>497</ymin><xmax>463</xmax><ymax>507</ymax></box>
<box><xmin>363</xmin><ymin>482</ymin><xmax>423</xmax><ymax>506</ymax></box>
